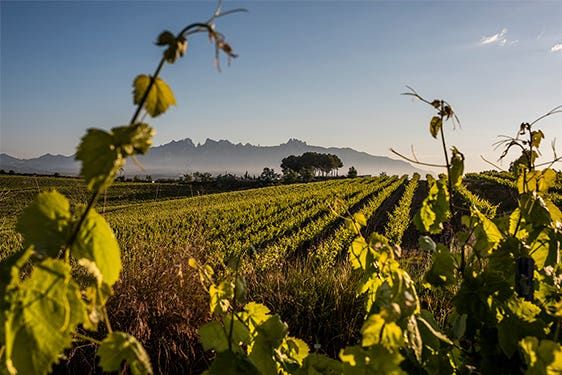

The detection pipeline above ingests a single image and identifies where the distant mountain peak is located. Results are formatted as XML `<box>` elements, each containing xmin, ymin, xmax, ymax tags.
<box><xmin>1</xmin><ymin>137</ymin><xmax>424</xmax><ymax>177</ymax></box>
<box><xmin>286</xmin><ymin>138</ymin><xmax>307</xmax><ymax>146</ymax></box>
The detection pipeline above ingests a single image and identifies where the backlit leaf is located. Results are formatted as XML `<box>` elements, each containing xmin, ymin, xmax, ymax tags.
<box><xmin>4</xmin><ymin>259</ymin><xmax>85</xmax><ymax>375</ymax></box>
<box><xmin>425</xmin><ymin>249</ymin><xmax>456</xmax><ymax>287</ymax></box>
<box><xmin>76</xmin><ymin>124</ymin><xmax>154</xmax><ymax>192</ymax></box>
<box><xmin>112</xmin><ymin>123</ymin><xmax>155</xmax><ymax>156</ymax></box>
<box><xmin>243</xmin><ymin>302</ymin><xmax>271</xmax><ymax>330</ymax></box>
<box><xmin>76</xmin><ymin>128</ymin><xmax>124</xmax><ymax>191</ymax></box>
<box><xmin>530</xmin><ymin>130</ymin><xmax>545</xmax><ymax>149</ymax></box>
<box><xmin>97</xmin><ymin>332</ymin><xmax>153</xmax><ymax>375</ymax></box>
<box><xmin>471</xmin><ymin>207</ymin><xmax>503</xmax><ymax>255</ymax></box>
<box><xmin>15</xmin><ymin>190</ymin><xmax>71</xmax><ymax>257</ymax></box>
<box><xmin>414</xmin><ymin>175</ymin><xmax>449</xmax><ymax>234</ymax></box>
<box><xmin>296</xmin><ymin>353</ymin><xmax>342</xmax><ymax>374</ymax></box>
<box><xmin>133</xmin><ymin>74</ymin><xmax>176</xmax><ymax>117</ymax></box>
<box><xmin>248</xmin><ymin>315</ymin><xmax>288</xmax><ymax>374</ymax></box>
<box><xmin>361</xmin><ymin>313</ymin><xmax>404</xmax><ymax>350</ymax></box>
<box><xmin>517</xmin><ymin>169</ymin><xmax>557</xmax><ymax>194</ymax></box>
<box><xmin>199</xmin><ymin>321</ymin><xmax>229</xmax><ymax>352</ymax></box>
<box><xmin>519</xmin><ymin>337</ymin><xmax>562</xmax><ymax>374</ymax></box>
<box><xmin>72</xmin><ymin>208</ymin><xmax>122</xmax><ymax>286</ymax></box>
<box><xmin>450</xmin><ymin>147</ymin><xmax>464</xmax><ymax>187</ymax></box>
<box><xmin>429</xmin><ymin>116</ymin><xmax>442</xmax><ymax>138</ymax></box>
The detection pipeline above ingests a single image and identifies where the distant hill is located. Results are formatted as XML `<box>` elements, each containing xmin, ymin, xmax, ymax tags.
<box><xmin>0</xmin><ymin>138</ymin><xmax>423</xmax><ymax>177</ymax></box>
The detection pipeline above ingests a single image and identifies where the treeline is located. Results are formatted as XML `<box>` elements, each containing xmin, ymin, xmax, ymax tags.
<box><xmin>281</xmin><ymin>152</ymin><xmax>343</xmax><ymax>180</ymax></box>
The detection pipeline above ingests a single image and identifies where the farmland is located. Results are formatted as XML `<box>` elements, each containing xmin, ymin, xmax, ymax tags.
<box><xmin>3</xmin><ymin>171</ymin><xmax>550</xmax><ymax>372</ymax></box>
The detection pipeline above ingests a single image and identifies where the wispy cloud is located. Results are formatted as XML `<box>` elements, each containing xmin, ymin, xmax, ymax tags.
<box><xmin>480</xmin><ymin>28</ymin><xmax>508</xmax><ymax>46</ymax></box>
<box><xmin>551</xmin><ymin>43</ymin><xmax>562</xmax><ymax>53</ymax></box>
<box><xmin>536</xmin><ymin>30</ymin><xmax>545</xmax><ymax>40</ymax></box>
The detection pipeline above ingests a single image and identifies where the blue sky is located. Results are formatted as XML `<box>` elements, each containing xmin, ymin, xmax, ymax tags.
<box><xmin>1</xmin><ymin>1</ymin><xmax>561</xmax><ymax>171</ymax></box>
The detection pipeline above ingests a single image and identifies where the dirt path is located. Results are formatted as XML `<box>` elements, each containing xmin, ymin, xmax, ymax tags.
<box><xmin>400</xmin><ymin>180</ymin><xmax>427</xmax><ymax>250</ymax></box>
<box><xmin>362</xmin><ymin>181</ymin><xmax>406</xmax><ymax>237</ymax></box>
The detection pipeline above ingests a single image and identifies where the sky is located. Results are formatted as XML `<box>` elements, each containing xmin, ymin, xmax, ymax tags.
<box><xmin>1</xmin><ymin>1</ymin><xmax>561</xmax><ymax>172</ymax></box>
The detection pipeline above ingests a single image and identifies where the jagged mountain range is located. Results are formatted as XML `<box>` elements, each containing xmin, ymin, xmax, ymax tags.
<box><xmin>0</xmin><ymin>138</ymin><xmax>423</xmax><ymax>177</ymax></box>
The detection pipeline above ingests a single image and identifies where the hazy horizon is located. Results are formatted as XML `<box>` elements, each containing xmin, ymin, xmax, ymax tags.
<box><xmin>1</xmin><ymin>1</ymin><xmax>561</xmax><ymax>172</ymax></box>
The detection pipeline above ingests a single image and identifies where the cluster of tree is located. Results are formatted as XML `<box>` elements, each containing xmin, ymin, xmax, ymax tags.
<box><xmin>281</xmin><ymin>152</ymin><xmax>343</xmax><ymax>180</ymax></box>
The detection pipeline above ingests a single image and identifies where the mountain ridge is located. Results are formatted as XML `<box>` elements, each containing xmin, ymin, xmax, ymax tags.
<box><xmin>0</xmin><ymin>138</ymin><xmax>424</xmax><ymax>177</ymax></box>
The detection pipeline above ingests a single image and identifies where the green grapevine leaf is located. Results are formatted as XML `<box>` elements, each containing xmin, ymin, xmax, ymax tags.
<box><xmin>530</xmin><ymin>130</ymin><xmax>545</xmax><ymax>149</ymax></box>
<box><xmin>277</xmin><ymin>336</ymin><xmax>310</xmax><ymax>372</ymax></box>
<box><xmin>72</xmin><ymin>208</ymin><xmax>122</xmax><ymax>287</ymax></box>
<box><xmin>544</xmin><ymin>199</ymin><xmax>562</xmax><ymax>226</ymax></box>
<box><xmin>82</xmin><ymin>283</ymin><xmax>112</xmax><ymax>331</ymax></box>
<box><xmin>353</xmin><ymin>213</ymin><xmax>367</xmax><ymax>228</ymax></box>
<box><xmin>248</xmin><ymin>315</ymin><xmax>288</xmax><ymax>374</ymax></box>
<box><xmin>15</xmin><ymin>190</ymin><xmax>71</xmax><ymax>257</ymax></box>
<box><xmin>156</xmin><ymin>31</ymin><xmax>188</xmax><ymax>64</ymax></box>
<box><xmin>203</xmin><ymin>351</ymin><xmax>260</xmax><ymax>375</ymax></box>
<box><xmin>156</xmin><ymin>30</ymin><xmax>175</xmax><ymax>46</ymax></box>
<box><xmin>4</xmin><ymin>259</ymin><xmax>85</xmax><ymax>375</ymax></box>
<box><xmin>498</xmin><ymin>317</ymin><xmax>545</xmax><ymax>358</ymax></box>
<box><xmin>429</xmin><ymin>116</ymin><xmax>442</xmax><ymax>138</ymax></box>
<box><xmin>471</xmin><ymin>208</ymin><xmax>503</xmax><ymax>255</ymax></box>
<box><xmin>210</xmin><ymin>281</ymin><xmax>234</xmax><ymax>314</ymax></box>
<box><xmin>133</xmin><ymin>75</ymin><xmax>176</xmax><ymax>117</ymax></box>
<box><xmin>517</xmin><ymin>168</ymin><xmax>557</xmax><ymax>194</ymax></box>
<box><xmin>425</xmin><ymin>248</ymin><xmax>456</xmax><ymax>287</ymax></box>
<box><xmin>242</xmin><ymin>302</ymin><xmax>271</xmax><ymax>331</ymax></box>
<box><xmin>199</xmin><ymin>321</ymin><xmax>229</xmax><ymax>352</ymax></box>
<box><xmin>112</xmin><ymin>123</ymin><xmax>155</xmax><ymax>156</ymax></box>
<box><xmin>451</xmin><ymin>313</ymin><xmax>467</xmax><ymax>340</ymax></box>
<box><xmin>529</xmin><ymin>229</ymin><xmax>558</xmax><ymax>269</ymax></box>
<box><xmin>450</xmin><ymin>147</ymin><xmax>464</xmax><ymax>187</ymax></box>
<box><xmin>360</xmin><ymin>313</ymin><xmax>404</xmax><ymax>350</ymax></box>
<box><xmin>296</xmin><ymin>353</ymin><xmax>342</xmax><ymax>375</ymax></box>
<box><xmin>76</xmin><ymin>128</ymin><xmax>124</xmax><ymax>191</ymax></box>
<box><xmin>339</xmin><ymin>346</ymin><xmax>370</xmax><ymax>370</ymax></box>
<box><xmin>97</xmin><ymin>332</ymin><xmax>153</xmax><ymax>375</ymax></box>
<box><xmin>223</xmin><ymin>315</ymin><xmax>252</xmax><ymax>348</ymax></box>
<box><xmin>533</xmin><ymin>340</ymin><xmax>562</xmax><ymax>374</ymax></box>
<box><xmin>349</xmin><ymin>236</ymin><xmax>370</xmax><ymax>271</ymax></box>
<box><xmin>414</xmin><ymin>175</ymin><xmax>449</xmax><ymax>234</ymax></box>
<box><xmin>283</xmin><ymin>337</ymin><xmax>310</xmax><ymax>365</ymax></box>
<box><xmin>507</xmin><ymin>297</ymin><xmax>541</xmax><ymax>323</ymax></box>
<box><xmin>509</xmin><ymin>208</ymin><xmax>529</xmax><ymax>239</ymax></box>
<box><xmin>340</xmin><ymin>345</ymin><xmax>405</xmax><ymax>374</ymax></box>
<box><xmin>76</xmin><ymin>124</ymin><xmax>154</xmax><ymax>191</ymax></box>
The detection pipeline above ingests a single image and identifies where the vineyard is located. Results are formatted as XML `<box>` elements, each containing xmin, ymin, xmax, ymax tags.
<box><xmin>3</xmin><ymin>168</ymin><xmax>557</xmax><ymax>372</ymax></box>
<box><xmin>2</xmin><ymin>172</ymin><xmax>524</xmax><ymax>267</ymax></box>
<box><xmin>2</xmin><ymin>3</ymin><xmax>562</xmax><ymax>373</ymax></box>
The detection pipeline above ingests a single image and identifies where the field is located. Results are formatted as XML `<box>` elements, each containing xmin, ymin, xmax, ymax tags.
<box><xmin>3</xmin><ymin>171</ymin><xmax>553</xmax><ymax>372</ymax></box>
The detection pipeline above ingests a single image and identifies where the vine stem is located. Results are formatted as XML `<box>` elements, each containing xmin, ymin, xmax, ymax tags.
<box><xmin>74</xmin><ymin>332</ymin><xmax>102</xmax><ymax>346</ymax></box>
<box><xmin>437</xmin><ymin>102</ymin><xmax>462</xmax><ymax>270</ymax></box>
<box><xmin>64</xmin><ymin>20</ymin><xmax>218</xmax><ymax>256</ymax></box>
<box><xmin>389</xmin><ymin>148</ymin><xmax>447</xmax><ymax>168</ymax></box>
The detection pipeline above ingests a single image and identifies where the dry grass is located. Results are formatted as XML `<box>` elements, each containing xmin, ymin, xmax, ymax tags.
<box><xmin>109</xmin><ymin>245</ymin><xmax>210</xmax><ymax>373</ymax></box>
<box><xmin>246</xmin><ymin>256</ymin><xmax>365</xmax><ymax>357</ymax></box>
<box><xmin>399</xmin><ymin>247</ymin><xmax>456</xmax><ymax>327</ymax></box>
<box><xmin>60</xmin><ymin>238</ymin><xmax>452</xmax><ymax>374</ymax></box>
